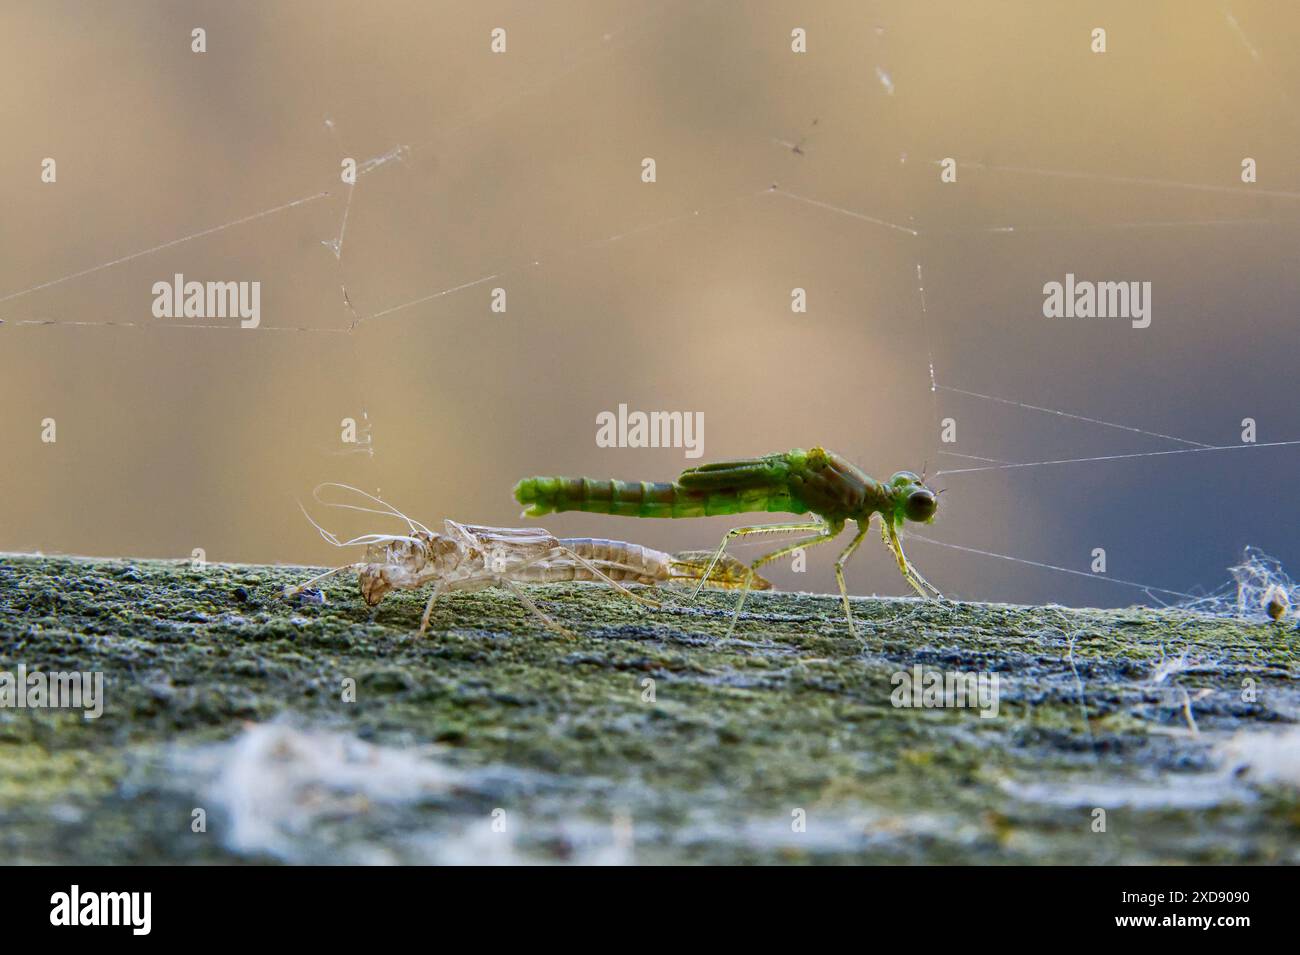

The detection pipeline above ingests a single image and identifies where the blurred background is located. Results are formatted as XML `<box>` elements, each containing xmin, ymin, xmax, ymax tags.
<box><xmin>2</xmin><ymin>0</ymin><xmax>1297</xmax><ymax>607</ymax></box>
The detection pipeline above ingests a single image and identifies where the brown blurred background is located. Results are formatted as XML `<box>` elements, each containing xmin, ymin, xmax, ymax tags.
<box><xmin>2</xmin><ymin>0</ymin><xmax>1297</xmax><ymax>606</ymax></box>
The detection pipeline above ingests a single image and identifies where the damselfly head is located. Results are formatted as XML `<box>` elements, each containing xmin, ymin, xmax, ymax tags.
<box><xmin>357</xmin><ymin>532</ymin><xmax>459</xmax><ymax>606</ymax></box>
<box><xmin>889</xmin><ymin>471</ymin><xmax>938</xmax><ymax>524</ymax></box>
<box><xmin>358</xmin><ymin>565</ymin><xmax>396</xmax><ymax>606</ymax></box>
<box><xmin>358</xmin><ymin>541</ymin><xmax>423</xmax><ymax>605</ymax></box>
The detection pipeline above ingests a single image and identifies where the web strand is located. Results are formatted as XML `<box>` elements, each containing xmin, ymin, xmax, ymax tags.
<box><xmin>931</xmin><ymin>158</ymin><xmax>1300</xmax><ymax>201</ymax></box>
<box><xmin>937</xmin><ymin>385</ymin><xmax>1213</xmax><ymax>448</ymax></box>
<box><xmin>936</xmin><ymin>438</ymin><xmax>1300</xmax><ymax>476</ymax></box>
<box><xmin>908</xmin><ymin>534</ymin><xmax>1198</xmax><ymax>600</ymax></box>
<box><xmin>0</xmin><ymin>191</ymin><xmax>330</xmax><ymax>309</ymax></box>
<box><xmin>769</xmin><ymin>188</ymin><xmax>920</xmax><ymax>236</ymax></box>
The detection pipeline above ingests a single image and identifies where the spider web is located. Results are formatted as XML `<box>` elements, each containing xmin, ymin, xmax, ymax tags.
<box><xmin>2</xmin><ymin>0</ymin><xmax>1297</xmax><ymax>615</ymax></box>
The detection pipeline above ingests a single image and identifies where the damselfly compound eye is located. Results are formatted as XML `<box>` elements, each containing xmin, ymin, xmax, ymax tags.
<box><xmin>904</xmin><ymin>488</ymin><xmax>937</xmax><ymax>522</ymax></box>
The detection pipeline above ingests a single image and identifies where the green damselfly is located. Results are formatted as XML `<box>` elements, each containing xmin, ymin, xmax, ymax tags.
<box><xmin>514</xmin><ymin>447</ymin><xmax>942</xmax><ymax>636</ymax></box>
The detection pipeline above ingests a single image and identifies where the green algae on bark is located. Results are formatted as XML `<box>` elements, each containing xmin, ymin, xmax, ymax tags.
<box><xmin>0</xmin><ymin>553</ymin><xmax>1296</xmax><ymax>864</ymax></box>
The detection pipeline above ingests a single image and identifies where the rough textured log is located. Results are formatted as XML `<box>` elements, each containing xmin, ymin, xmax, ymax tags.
<box><xmin>0</xmin><ymin>554</ymin><xmax>1296</xmax><ymax>864</ymax></box>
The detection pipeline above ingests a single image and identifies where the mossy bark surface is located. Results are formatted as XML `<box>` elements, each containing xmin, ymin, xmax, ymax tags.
<box><xmin>1</xmin><ymin>554</ymin><xmax>1296</xmax><ymax>864</ymax></box>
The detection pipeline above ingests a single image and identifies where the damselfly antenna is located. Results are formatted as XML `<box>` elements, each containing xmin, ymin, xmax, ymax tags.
<box><xmin>295</xmin><ymin>499</ymin><xmax>425</xmax><ymax>552</ymax></box>
<box><xmin>310</xmin><ymin>483</ymin><xmax>434</xmax><ymax>537</ymax></box>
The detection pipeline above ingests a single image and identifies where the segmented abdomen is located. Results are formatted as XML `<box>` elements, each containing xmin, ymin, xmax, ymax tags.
<box><xmin>555</xmin><ymin>538</ymin><xmax>669</xmax><ymax>584</ymax></box>
<box><xmin>509</xmin><ymin>538</ymin><xmax>774</xmax><ymax>591</ymax></box>
<box><xmin>514</xmin><ymin>476</ymin><xmax>799</xmax><ymax>519</ymax></box>
<box><xmin>495</xmin><ymin>537</ymin><xmax>667</xmax><ymax>584</ymax></box>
